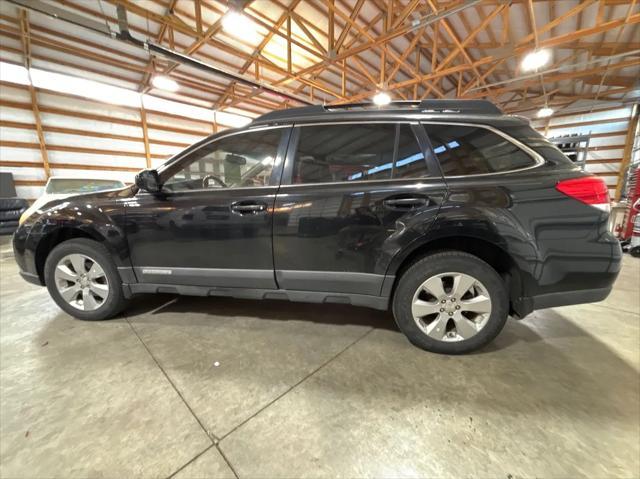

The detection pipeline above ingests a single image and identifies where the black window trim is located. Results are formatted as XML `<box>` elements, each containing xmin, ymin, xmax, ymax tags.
<box><xmin>279</xmin><ymin>120</ymin><xmax>438</xmax><ymax>188</ymax></box>
<box><xmin>136</xmin><ymin>124</ymin><xmax>292</xmax><ymax>197</ymax></box>
<box><xmin>420</xmin><ymin>121</ymin><xmax>546</xmax><ymax>178</ymax></box>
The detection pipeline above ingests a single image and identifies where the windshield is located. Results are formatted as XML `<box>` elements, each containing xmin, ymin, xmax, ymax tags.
<box><xmin>45</xmin><ymin>179</ymin><xmax>125</xmax><ymax>194</ymax></box>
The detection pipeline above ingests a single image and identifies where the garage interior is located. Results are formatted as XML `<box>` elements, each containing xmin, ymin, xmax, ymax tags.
<box><xmin>0</xmin><ymin>0</ymin><xmax>639</xmax><ymax>477</ymax></box>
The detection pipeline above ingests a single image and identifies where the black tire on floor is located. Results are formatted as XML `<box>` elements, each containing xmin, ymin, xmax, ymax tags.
<box><xmin>392</xmin><ymin>251</ymin><xmax>509</xmax><ymax>354</ymax></box>
<box><xmin>44</xmin><ymin>238</ymin><xmax>127</xmax><ymax>320</ymax></box>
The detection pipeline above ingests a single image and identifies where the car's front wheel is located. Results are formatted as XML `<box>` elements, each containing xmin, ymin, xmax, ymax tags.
<box><xmin>392</xmin><ymin>251</ymin><xmax>508</xmax><ymax>354</ymax></box>
<box><xmin>44</xmin><ymin>238</ymin><xmax>127</xmax><ymax>320</ymax></box>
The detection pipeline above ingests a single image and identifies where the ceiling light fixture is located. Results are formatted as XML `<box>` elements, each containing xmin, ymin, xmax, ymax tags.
<box><xmin>152</xmin><ymin>75</ymin><xmax>179</xmax><ymax>92</ymax></box>
<box><xmin>222</xmin><ymin>10</ymin><xmax>256</xmax><ymax>36</ymax></box>
<box><xmin>521</xmin><ymin>49</ymin><xmax>551</xmax><ymax>72</ymax></box>
<box><xmin>536</xmin><ymin>106</ymin><xmax>554</xmax><ymax>118</ymax></box>
<box><xmin>373</xmin><ymin>91</ymin><xmax>391</xmax><ymax>106</ymax></box>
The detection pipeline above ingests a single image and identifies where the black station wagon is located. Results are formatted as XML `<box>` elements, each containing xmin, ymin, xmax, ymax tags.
<box><xmin>13</xmin><ymin>100</ymin><xmax>621</xmax><ymax>354</ymax></box>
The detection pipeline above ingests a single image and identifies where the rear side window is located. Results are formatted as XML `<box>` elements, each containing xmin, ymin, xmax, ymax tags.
<box><xmin>292</xmin><ymin>124</ymin><xmax>427</xmax><ymax>184</ymax></box>
<box><xmin>501</xmin><ymin>125</ymin><xmax>575</xmax><ymax>167</ymax></box>
<box><xmin>424</xmin><ymin>124</ymin><xmax>536</xmax><ymax>176</ymax></box>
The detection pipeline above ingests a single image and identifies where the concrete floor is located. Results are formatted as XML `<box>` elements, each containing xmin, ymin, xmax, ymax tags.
<box><xmin>0</xmin><ymin>236</ymin><xmax>638</xmax><ymax>479</ymax></box>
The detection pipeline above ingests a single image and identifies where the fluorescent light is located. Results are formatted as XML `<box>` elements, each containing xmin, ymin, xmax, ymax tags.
<box><xmin>521</xmin><ymin>49</ymin><xmax>551</xmax><ymax>72</ymax></box>
<box><xmin>29</xmin><ymin>68</ymin><xmax>141</xmax><ymax>107</ymax></box>
<box><xmin>222</xmin><ymin>11</ymin><xmax>256</xmax><ymax>36</ymax></box>
<box><xmin>0</xmin><ymin>62</ymin><xmax>30</xmax><ymax>85</ymax></box>
<box><xmin>152</xmin><ymin>75</ymin><xmax>179</xmax><ymax>92</ymax></box>
<box><xmin>373</xmin><ymin>92</ymin><xmax>391</xmax><ymax>106</ymax></box>
<box><xmin>0</xmin><ymin>61</ymin><xmax>253</xmax><ymax>130</ymax></box>
<box><xmin>537</xmin><ymin>107</ymin><xmax>554</xmax><ymax>118</ymax></box>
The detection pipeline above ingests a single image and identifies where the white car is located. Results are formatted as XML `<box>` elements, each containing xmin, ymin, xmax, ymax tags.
<box><xmin>20</xmin><ymin>177</ymin><xmax>126</xmax><ymax>224</ymax></box>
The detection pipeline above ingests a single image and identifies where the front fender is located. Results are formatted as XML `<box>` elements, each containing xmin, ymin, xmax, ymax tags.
<box><xmin>22</xmin><ymin>196</ymin><xmax>130</xmax><ymax>276</ymax></box>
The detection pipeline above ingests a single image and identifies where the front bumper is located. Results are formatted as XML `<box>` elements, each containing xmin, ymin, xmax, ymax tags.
<box><xmin>12</xmin><ymin>224</ymin><xmax>44</xmax><ymax>286</ymax></box>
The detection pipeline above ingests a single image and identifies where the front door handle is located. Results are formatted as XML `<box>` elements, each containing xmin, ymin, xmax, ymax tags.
<box><xmin>231</xmin><ymin>201</ymin><xmax>267</xmax><ymax>215</ymax></box>
<box><xmin>383</xmin><ymin>197</ymin><xmax>428</xmax><ymax>210</ymax></box>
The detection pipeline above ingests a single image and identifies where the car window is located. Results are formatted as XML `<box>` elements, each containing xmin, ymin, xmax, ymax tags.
<box><xmin>163</xmin><ymin>128</ymin><xmax>282</xmax><ymax>191</ymax></box>
<box><xmin>501</xmin><ymin>125</ymin><xmax>572</xmax><ymax>167</ymax></box>
<box><xmin>424</xmin><ymin>124</ymin><xmax>536</xmax><ymax>176</ymax></box>
<box><xmin>292</xmin><ymin>123</ymin><xmax>427</xmax><ymax>184</ymax></box>
<box><xmin>45</xmin><ymin>179</ymin><xmax>125</xmax><ymax>194</ymax></box>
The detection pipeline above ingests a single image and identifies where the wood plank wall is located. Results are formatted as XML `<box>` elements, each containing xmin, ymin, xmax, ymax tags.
<box><xmin>0</xmin><ymin>82</ymin><xmax>229</xmax><ymax>200</ymax></box>
<box><xmin>1</xmin><ymin>78</ymin><xmax>634</xmax><ymax>200</ymax></box>
<box><xmin>532</xmin><ymin>104</ymin><xmax>634</xmax><ymax>193</ymax></box>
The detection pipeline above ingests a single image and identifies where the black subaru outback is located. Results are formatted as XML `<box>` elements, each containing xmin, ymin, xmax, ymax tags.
<box><xmin>13</xmin><ymin>100</ymin><xmax>621</xmax><ymax>354</ymax></box>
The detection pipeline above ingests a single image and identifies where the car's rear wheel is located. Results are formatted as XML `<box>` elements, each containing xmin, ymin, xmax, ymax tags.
<box><xmin>392</xmin><ymin>251</ymin><xmax>508</xmax><ymax>354</ymax></box>
<box><xmin>44</xmin><ymin>238</ymin><xmax>127</xmax><ymax>320</ymax></box>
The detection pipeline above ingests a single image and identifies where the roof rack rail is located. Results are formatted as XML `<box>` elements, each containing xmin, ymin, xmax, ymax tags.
<box><xmin>253</xmin><ymin>105</ymin><xmax>326</xmax><ymax>123</ymax></box>
<box><xmin>418</xmin><ymin>99</ymin><xmax>501</xmax><ymax>114</ymax></box>
<box><xmin>252</xmin><ymin>99</ymin><xmax>501</xmax><ymax>124</ymax></box>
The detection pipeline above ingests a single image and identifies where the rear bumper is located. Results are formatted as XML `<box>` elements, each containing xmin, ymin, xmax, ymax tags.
<box><xmin>513</xmin><ymin>286</ymin><xmax>612</xmax><ymax>318</ymax></box>
<box><xmin>532</xmin><ymin>286</ymin><xmax>612</xmax><ymax>310</ymax></box>
<box><xmin>20</xmin><ymin>270</ymin><xmax>44</xmax><ymax>286</ymax></box>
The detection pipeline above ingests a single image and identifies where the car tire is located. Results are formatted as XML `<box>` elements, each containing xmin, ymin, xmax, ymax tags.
<box><xmin>392</xmin><ymin>251</ymin><xmax>508</xmax><ymax>354</ymax></box>
<box><xmin>44</xmin><ymin>238</ymin><xmax>127</xmax><ymax>320</ymax></box>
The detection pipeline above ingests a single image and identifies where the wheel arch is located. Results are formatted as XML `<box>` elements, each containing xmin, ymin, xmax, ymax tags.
<box><xmin>35</xmin><ymin>227</ymin><xmax>107</xmax><ymax>284</ymax></box>
<box><xmin>387</xmin><ymin>235</ymin><xmax>524</xmax><ymax>316</ymax></box>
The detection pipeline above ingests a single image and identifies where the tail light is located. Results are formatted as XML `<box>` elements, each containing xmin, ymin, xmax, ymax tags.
<box><xmin>556</xmin><ymin>176</ymin><xmax>610</xmax><ymax>212</ymax></box>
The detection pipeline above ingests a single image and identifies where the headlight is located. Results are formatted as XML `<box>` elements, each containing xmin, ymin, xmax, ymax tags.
<box><xmin>19</xmin><ymin>206</ymin><xmax>36</xmax><ymax>225</ymax></box>
<box><xmin>19</xmin><ymin>210</ymin><xmax>31</xmax><ymax>225</ymax></box>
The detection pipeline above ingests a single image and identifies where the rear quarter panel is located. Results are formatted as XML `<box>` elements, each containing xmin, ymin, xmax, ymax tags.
<box><xmin>387</xmin><ymin>166</ymin><xmax>619</xmax><ymax>301</ymax></box>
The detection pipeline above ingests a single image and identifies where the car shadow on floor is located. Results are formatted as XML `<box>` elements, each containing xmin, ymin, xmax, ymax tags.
<box><xmin>121</xmin><ymin>293</ymin><xmax>596</xmax><ymax>353</ymax></box>
<box><xmin>124</xmin><ymin>293</ymin><xmax>399</xmax><ymax>331</ymax></box>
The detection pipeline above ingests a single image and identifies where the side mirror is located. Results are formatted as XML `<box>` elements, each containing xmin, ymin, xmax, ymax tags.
<box><xmin>135</xmin><ymin>169</ymin><xmax>161</xmax><ymax>193</ymax></box>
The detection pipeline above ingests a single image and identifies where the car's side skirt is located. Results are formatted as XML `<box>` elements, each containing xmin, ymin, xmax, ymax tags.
<box><xmin>123</xmin><ymin>283</ymin><xmax>390</xmax><ymax>311</ymax></box>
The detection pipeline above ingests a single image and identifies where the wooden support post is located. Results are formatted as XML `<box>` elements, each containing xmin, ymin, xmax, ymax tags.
<box><xmin>615</xmin><ymin>103</ymin><xmax>640</xmax><ymax>200</ymax></box>
<box><xmin>140</xmin><ymin>106</ymin><xmax>152</xmax><ymax>169</ymax></box>
<box><xmin>28</xmin><ymin>87</ymin><xmax>51</xmax><ymax>179</ymax></box>
<box><xmin>341</xmin><ymin>59</ymin><xmax>346</xmax><ymax>97</ymax></box>
<box><xmin>287</xmin><ymin>15</ymin><xmax>292</xmax><ymax>74</ymax></box>
<box><xmin>328</xmin><ymin>0</ymin><xmax>334</xmax><ymax>52</ymax></box>
<box><xmin>195</xmin><ymin>0</ymin><xmax>202</xmax><ymax>36</ymax></box>
<box><xmin>19</xmin><ymin>10</ymin><xmax>50</xmax><ymax>179</ymax></box>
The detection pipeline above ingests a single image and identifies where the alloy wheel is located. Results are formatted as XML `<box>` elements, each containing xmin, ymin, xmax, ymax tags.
<box><xmin>53</xmin><ymin>253</ymin><xmax>109</xmax><ymax>311</ymax></box>
<box><xmin>411</xmin><ymin>272</ymin><xmax>492</xmax><ymax>342</ymax></box>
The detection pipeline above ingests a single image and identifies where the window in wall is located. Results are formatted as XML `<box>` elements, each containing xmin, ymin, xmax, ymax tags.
<box><xmin>163</xmin><ymin>128</ymin><xmax>283</xmax><ymax>191</ymax></box>
<box><xmin>424</xmin><ymin>124</ymin><xmax>536</xmax><ymax>176</ymax></box>
<box><xmin>292</xmin><ymin>123</ymin><xmax>427</xmax><ymax>184</ymax></box>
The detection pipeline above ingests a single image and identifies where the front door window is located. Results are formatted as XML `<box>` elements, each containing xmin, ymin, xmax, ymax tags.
<box><xmin>163</xmin><ymin>128</ymin><xmax>284</xmax><ymax>192</ymax></box>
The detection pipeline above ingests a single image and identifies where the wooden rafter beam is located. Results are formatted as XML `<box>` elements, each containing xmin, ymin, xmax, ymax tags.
<box><xmin>139</xmin><ymin>0</ymin><xmax>178</xmax><ymax>92</ymax></box>
<box><xmin>465</xmin><ymin>57</ymin><xmax>640</xmax><ymax>98</ymax></box>
<box><xmin>279</xmin><ymin>0</ymin><xmax>475</xmax><ymax>89</ymax></box>
<box><xmin>333</xmin><ymin>11</ymin><xmax>640</xmax><ymax>104</ymax></box>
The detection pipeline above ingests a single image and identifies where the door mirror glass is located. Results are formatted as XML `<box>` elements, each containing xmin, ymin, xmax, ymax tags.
<box><xmin>135</xmin><ymin>169</ymin><xmax>161</xmax><ymax>193</ymax></box>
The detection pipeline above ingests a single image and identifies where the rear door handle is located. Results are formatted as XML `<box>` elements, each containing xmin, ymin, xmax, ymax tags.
<box><xmin>383</xmin><ymin>197</ymin><xmax>428</xmax><ymax>210</ymax></box>
<box><xmin>231</xmin><ymin>202</ymin><xmax>267</xmax><ymax>215</ymax></box>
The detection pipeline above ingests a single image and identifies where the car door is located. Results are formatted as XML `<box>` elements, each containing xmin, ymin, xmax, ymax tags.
<box><xmin>125</xmin><ymin>125</ymin><xmax>291</xmax><ymax>289</ymax></box>
<box><xmin>272</xmin><ymin>121</ymin><xmax>447</xmax><ymax>296</ymax></box>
